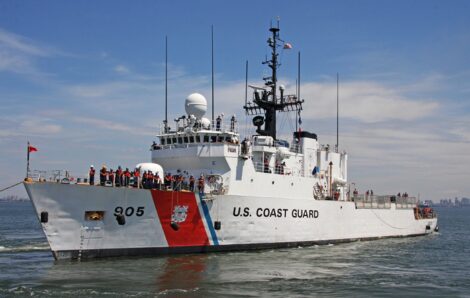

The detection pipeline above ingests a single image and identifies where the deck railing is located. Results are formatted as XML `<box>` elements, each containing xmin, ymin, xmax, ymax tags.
<box><xmin>354</xmin><ymin>195</ymin><xmax>417</xmax><ymax>209</ymax></box>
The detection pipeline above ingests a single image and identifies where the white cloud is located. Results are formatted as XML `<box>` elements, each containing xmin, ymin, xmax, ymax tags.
<box><xmin>0</xmin><ymin>28</ymin><xmax>52</xmax><ymax>57</ymax></box>
<box><xmin>0</xmin><ymin>28</ymin><xmax>60</xmax><ymax>75</ymax></box>
<box><xmin>114</xmin><ymin>64</ymin><xmax>130</xmax><ymax>74</ymax></box>
<box><xmin>299</xmin><ymin>81</ymin><xmax>439</xmax><ymax>123</ymax></box>
<box><xmin>69</xmin><ymin>116</ymin><xmax>154</xmax><ymax>136</ymax></box>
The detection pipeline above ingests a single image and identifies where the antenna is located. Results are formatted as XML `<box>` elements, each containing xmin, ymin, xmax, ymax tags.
<box><xmin>296</xmin><ymin>51</ymin><xmax>301</xmax><ymax>132</ymax></box>
<box><xmin>336</xmin><ymin>72</ymin><xmax>339</xmax><ymax>153</ymax></box>
<box><xmin>298</xmin><ymin>51</ymin><xmax>301</xmax><ymax>100</ymax></box>
<box><xmin>165</xmin><ymin>35</ymin><xmax>168</xmax><ymax>133</ymax></box>
<box><xmin>211</xmin><ymin>25</ymin><xmax>215</xmax><ymax>123</ymax></box>
<box><xmin>245</xmin><ymin>60</ymin><xmax>248</xmax><ymax>106</ymax></box>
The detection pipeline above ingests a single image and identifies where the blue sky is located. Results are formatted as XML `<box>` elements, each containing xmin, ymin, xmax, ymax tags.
<box><xmin>1</xmin><ymin>0</ymin><xmax>469</xmax><ymax>201</ymax></box>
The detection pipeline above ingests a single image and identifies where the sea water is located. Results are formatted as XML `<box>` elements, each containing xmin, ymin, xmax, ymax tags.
<box><xmin>0</xmin><ymin>201</ymin><xmax>469</xmax><ymax>297</ymax></box>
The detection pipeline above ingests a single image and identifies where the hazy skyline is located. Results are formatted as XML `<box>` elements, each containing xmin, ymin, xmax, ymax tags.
<box><xmin>1</xmin><ymin>0</ymin><xmax>469</xmax><ymax>201</ymax></box>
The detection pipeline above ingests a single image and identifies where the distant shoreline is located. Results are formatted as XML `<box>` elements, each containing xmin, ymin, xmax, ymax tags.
<box><xmin>0</xmin><ymin>197</ymin><xmax>29</xmax><ymax>202</ymax></box>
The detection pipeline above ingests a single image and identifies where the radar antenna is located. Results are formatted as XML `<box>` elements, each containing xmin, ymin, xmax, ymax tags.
<box><xmin>243</xmin><ymin>23</ymin><xmax>304</xmax><ymax>140</ymax></box>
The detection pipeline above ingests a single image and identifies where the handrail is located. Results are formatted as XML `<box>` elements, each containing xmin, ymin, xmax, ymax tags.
<box><xmin>159</xmin><ymin>118</ymin><xmax>239</xmax><ymax>135</ymax></box>
<box><xmin>252</xmin><ymin>161</ymin><xmax>299</xmax><ymax>177</ymax></box>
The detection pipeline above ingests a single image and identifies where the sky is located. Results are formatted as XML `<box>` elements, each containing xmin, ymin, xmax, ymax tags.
<box><xmin>1</xmin><ymin>0</ymin><xmax>469</xmax><ymax>201</ymax></box>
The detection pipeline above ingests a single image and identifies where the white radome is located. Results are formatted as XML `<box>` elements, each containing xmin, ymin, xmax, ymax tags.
<box><xmin>135</xmin><ymin>163</ymin><xmax>164</xmax><ymax>176</ymax></box>
<box><xmin>185</xmin><ymin>93</ymin><xmax>207</xmax><ymax>118</ymax></box>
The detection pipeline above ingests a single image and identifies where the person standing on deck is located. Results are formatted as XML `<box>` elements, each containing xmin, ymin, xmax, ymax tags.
<box><xmin>134</xmin><ymin>168</ymin><xmax>140</xmax><ymax>188</ymax></box>
<box><xmin>155</xmin><ymin>173</ymin><xmax>162</xmax><ymax>190</ymax></box>
<box><xmin>89</xmin><ymin>165</ymin><xmax>95</xmax><ymax>185</ymax></box>
<box><xmin>108</xmin><ymin>168</ymin><xmax>115</xmax><ymax>187</ymax></box>
<box><xmin>115</xmin><ymin>166</ymin><xmax>122</xmax><ymax>187</ymax></box>
<box><xmin>198</xmin><ymin>175</ymin><xmax>205</xmax><ymax>193</ymax></box>
<box><xmin>99</xmin><ymin>166</ymin><xmax>107</xmax><ymax>186</ymax></box>
<box><xmin>189</xmin><ymin>175</ymin><xmax>195</xmax><ymax>192</ymax></box>
<box><xmin>230</xmin><ymin>115</ymin><xmax>236</xmax><ymax>132</ymax></box>
<box><xmin>123</xmin><ymin>168</ymin><xmax>131</xmax><ymax>187</ymax></box>
<box><xmin>216</xmin><ymin>115</ymin><xmax>222</xmax><ymax>131</ymax></box>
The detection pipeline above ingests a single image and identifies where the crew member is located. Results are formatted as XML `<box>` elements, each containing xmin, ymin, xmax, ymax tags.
<box><xmin>216</xmin><ymin>115</ymin><xmax>222</xmax><ymax>131</ymax></box>
<box><xmin>189</xmin><ymin>175</ymin><xmax>195</xmax><ymax>192</ymax></box>
<box><xmin>124</xmin><ymin>168</ymin><xmax>131</xmax><ymax>186</ymax></box>
<box><xmin>108</xmin><ymin>168</ymin><xmax>115</xmax><ymax>187</ymax></box>
<box><xmin>142</xmin><ymin>171</ymin><xmax>148</xmax><ymax>189</ymax></box>
<box><xmin>115</xmin><ymin>166</ymin><xmax>122</xmax><ymax>187</ymax></box>
<box><xmin>155</xmin><ymin>173</ymin><xmax>162</xmax><ymax>190</ymax></box>
<box><xmin>89</xmin><ymin>165</ymin><xmax>95</xmax><ymax>185</ymax></box>
<box><xmin>148</xmin><ymin>171</ymin><xmax>154</xmax><ymax>189</ymax></box>
<box><xmin>198</xmin><ymin>175</ymin><xmax>205</xmax><ymax>193</ymax></box>
<box><xmin>100</xmin><ymin>166</ymin><xmax>107</xmax><ymax>186</ymax></box>
<box><xmin>230</xmin><ymin>115</ymin><xmax>236</xmax><ymax>132</ymax></box>
<box><xmin>264</xmin><ymin>156</ymin><xmax>270</xmax><ymax>173</ymax></box>
<box><xmin>134</xmin><ymin>168</ymin><xmax>140</xmax><ymax>188</ymax></box>
<box><xmin>164</xmin><ymin>173</ymin><xmax>172</xmax><ymax>189</ymax></box>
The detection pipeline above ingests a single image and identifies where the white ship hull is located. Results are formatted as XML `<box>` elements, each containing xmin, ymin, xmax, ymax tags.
<box><xmin>24</xmin><ymin>182</ymin><xmax>437</xmax><ymax>260</ymax></box>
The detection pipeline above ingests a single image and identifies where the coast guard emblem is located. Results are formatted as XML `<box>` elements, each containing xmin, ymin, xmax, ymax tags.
<box><xmin>171</xmin><ymin>205</ymin><xmax>189</xmax><ymax>223</ymax></box>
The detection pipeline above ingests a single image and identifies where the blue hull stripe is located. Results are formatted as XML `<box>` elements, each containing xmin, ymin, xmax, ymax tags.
<box><xmin>199</xmin><ymin>194</ymin><xmax>219</xmax><ymax>246</ymax></box>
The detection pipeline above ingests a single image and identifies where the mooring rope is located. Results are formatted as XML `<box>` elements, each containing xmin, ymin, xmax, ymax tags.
<box><xmin>0</xmin><ymin>181</ymin><xmax>23</xmax><ymax>193</ymax></box>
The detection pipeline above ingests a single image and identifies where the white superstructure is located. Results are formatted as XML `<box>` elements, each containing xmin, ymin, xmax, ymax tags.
<box><xmin>24</xmin><ymin>24</ymin><xmax>437</xmax><ymax>260</ymax></box>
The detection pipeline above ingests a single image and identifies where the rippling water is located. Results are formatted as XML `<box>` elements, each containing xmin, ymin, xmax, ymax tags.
<box><xmin>1</xmin><ymin>201</ymin><xmax>468</xmax><ymax>297</ymax></box>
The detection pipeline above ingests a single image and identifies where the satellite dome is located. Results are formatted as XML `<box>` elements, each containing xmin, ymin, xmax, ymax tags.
<box><xmin>185</xmin><ymin>93</ymin><xmax>207</xmax><ymax>118</ymax></box>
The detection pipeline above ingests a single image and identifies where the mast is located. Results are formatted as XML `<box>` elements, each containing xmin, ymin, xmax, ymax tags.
<box><xmin>165</xmin><ymin>35</ymin><xmax>168</xmax><ymax>133</ymax></box>
<box><xmin>245</xmin><ymin>60</ymin><xmax>248</xmax><ymax>106</ymax></box>
<box><xmin>244</xmin><ymin>24</ymin><xmax>303</xmax><ymax>140</ymax></box>
<box><xmin>211</xmin><ymin>25</ymin><xmax>215</xmax><ymax>123</ymax></box>
<box><xmin>336</xmin><ymin>72</ymin><xmax>339</xmax><ymax>152</ymax></box>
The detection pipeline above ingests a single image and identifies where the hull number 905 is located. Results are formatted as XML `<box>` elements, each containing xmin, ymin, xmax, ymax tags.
<box><xmin>114</xmin><ymin>206</ymin><xmax>145</xmax><ymax>217</ymax></box>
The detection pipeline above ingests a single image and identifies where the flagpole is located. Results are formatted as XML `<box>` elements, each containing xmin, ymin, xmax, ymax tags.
<box><xmin>26</xmin><ymin>141</ymin><xmax>30</xmax><ymax>178</ymax></box>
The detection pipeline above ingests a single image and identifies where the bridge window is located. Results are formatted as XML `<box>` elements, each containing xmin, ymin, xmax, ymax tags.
<box><xmin>204</xmin><ymin>135</ymin><xmax>209</xmax><ymax>142</ymax></box>
<box><xmin>184</xmin><ymin>136</ymin><xmax>189</xmax><ymax>143</ymax></box>
<box><xmin>211</xmin><ymin>135</ymin><xmax>217</xmax><ymax>142</ymax></box>
<box><xmin>172</xmin><ymin>137</ymin><xmax>177</xmax><ymax>144</ymax></box>
<box><xmin>196</xmin><ymin>135</ymin><xmax>201</xmax><ymax>143</ymax></box>
<box><xmin>161</xmin><ymin>138</ymin><xmax>166</xmax><ymax>145</ymax></box>
<box><xmin>189</xmin><ymin>136</ymin><xmax>195</xmax><ymax>143</ymax></box>
<box><xmin>178</xmin><ymin>137</ymin><xmax>183</xmax><ymax>144</ymax></box>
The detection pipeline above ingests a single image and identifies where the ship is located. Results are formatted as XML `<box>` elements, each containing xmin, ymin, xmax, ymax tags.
<box><xmin>24</xmin><ymin>24</ymin><xmax>438</xmax><ymax>261</ymax></box>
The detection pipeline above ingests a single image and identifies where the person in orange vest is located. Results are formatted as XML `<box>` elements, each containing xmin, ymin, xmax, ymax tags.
<box><xmin>134</xmin><ymin>168</ymin><xmax>140</xmax><ymax>188</ymax></box>
<box><xmin>164</xmin><ymin>173</ymin><xmax>172</xmax><ymax>189</ymax></box>
<box><xmin>198</xmin><ymin>175</ymin><xmax>205</xmax><ymax>193</ymax></box>
<box><xmin>100</xmin><ymin>166</ymin><xmax>107</xmax><ymax>186</ymax></box>
<box><xmin>123</xmin><ymin>168</ymin><xmax>131</xmax><ymax>187</ymax></box>
<box><xmin>108</xmin><ymin>168</ymin><xmax>115</xmax><ymax>187</ymax></box>
<box><xmin>89</xmin><ymin>165</ymin><xmax>95</xmax><ymax>185</ymax></box>
<box><xmin>189</xmin><ymin>175</ymin><xmax>195</xmax><ymax>192</ymax></box>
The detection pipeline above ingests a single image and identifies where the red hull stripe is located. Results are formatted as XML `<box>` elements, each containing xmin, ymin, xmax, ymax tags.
<box><xmin>151</xmin><ymin>190</ymin><xmax>210</xmax><ymax>247</ymax></box>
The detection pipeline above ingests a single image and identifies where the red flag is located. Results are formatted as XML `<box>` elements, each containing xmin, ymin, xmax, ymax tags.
<box><xmin>28</xmin><ymin>145</ymin><xmax>38</xmax><ymax>153</ymax></box>
<box><xmin>283</xmin><ymin>43</ymin><xmax>293</xmax><ymax>49</ymax></box>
